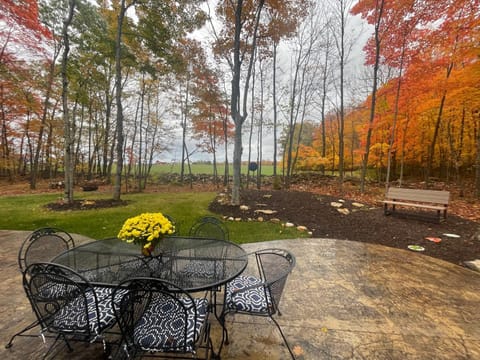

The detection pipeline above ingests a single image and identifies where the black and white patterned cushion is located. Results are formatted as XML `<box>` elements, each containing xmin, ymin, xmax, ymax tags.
<box><xmin>118</xmin><ymin>259</ymin><xmax>151</xmax><ymax>276</ymax></box>
<box><xmin>181</xmin><ymin>260</ymin><xmax>225</xmax><ymax>279</ymax></box>
<box><xmin>134</xmin><ymin>296</ymin><xmax>208</xmax><ymax>353</ymax></box>
<box><xmin>52</xmin><ymin>287</ymin><xmax>118</xmax><ymax>335</ymax></box>
<box><xmin>81</xmin><ymin>267</ymin><xmax>111</xmax><ymax>282</ymax></box>
<box><xmin>225</xmin><ymin>275</ymin><xmax>271</xmax><ymax>313</ymax></box>
<box><xmin>37</xmin><ymin>282</ymin><xmax>78</xmax><ymax>299</ymax></box>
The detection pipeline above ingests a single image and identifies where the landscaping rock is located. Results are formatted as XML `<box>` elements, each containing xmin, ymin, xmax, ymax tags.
<box><xmin>352</xmin><ymin>202</ymin><xmax>365</xmax><ymax>208</ymax></box>
<box><xmin>254</xmin><ymin>209</ymin><xmax>277</xmax><ymax>215</ymax></box>
<box><xmin>464</xmin><ymin>259</ymin><xmax>480</xmax><ymax>272</ymax></box>
<box><xmin>337</xmin><ymin>208</ymin><xmax>350</xmax><ymax>215</ymax></box>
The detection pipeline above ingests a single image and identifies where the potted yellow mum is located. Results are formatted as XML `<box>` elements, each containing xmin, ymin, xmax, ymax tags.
<box><xmin>117</xmin><ymin>212</ymin><xmax>175</xmax><ymax>256</ymax></box>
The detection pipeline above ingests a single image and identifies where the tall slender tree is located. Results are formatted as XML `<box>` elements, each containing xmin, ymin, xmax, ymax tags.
<box><xmin>61</xmin><ymin>0</ymin><xmax>77</xmax><ymax>203</ymax></box>
<box><xmin>328</xmin><ymin>0</ymin><xmax>355</xmax><ymax>190</ymax></box>
<box><xmin>354</xmin><ymin>0</ymin><xmax>385</xmax><ymax>193</ymax></box>
<box><xmin>213</xmin><ymin>0</ymin><xmax>265</xmax><ymax>205</ymax></box>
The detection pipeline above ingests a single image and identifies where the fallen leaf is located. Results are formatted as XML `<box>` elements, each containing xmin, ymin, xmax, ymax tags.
<box><xmin>425</xmin><ymin>237</ymin><xmax>442</xmax><ymax>243</ymax></box>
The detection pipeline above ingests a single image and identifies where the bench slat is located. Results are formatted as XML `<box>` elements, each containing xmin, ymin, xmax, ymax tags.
<box><xmin>385</xmin><ymin>188</ymin><xmax>449</xmax><ymax>204</ymax></box>
<box><xmin>382</xmin><ymin>200</ymin><xmax>447</xmax><ymax>211</ymax></box>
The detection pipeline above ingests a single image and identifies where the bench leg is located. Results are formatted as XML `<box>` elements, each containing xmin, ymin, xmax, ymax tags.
<box><xmin>437</xmin><ymin>209</ymin><xmax>448</xmax><ymax>223</ymax></box>
<box><xmin>384</xmin><ymin>203</ymin><xmax>391</xmax><ymax>216</ymax></box>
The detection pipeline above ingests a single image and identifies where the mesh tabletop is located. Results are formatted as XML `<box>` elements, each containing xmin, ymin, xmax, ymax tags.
<box><xmin>52</xmin><ymin>237</ymin><xmax>248</xmax><ymax>291</ymax></box>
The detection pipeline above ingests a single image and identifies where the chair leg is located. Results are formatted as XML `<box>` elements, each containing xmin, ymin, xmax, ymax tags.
<box><xmin>216</xmin><ymin>313</ymin><xmax>229</xmax><ymax>357</ymax></box>
<box><xmin>270</xmin><ymin>316</ymin><xmax>296</xmax><ymax>360</ymax></box>
<box><xmin>206</xmin><ymin>330</ymin><xmax>218</xmax><ymax>360</ymax></box>
<box><xmin>42</xmin><ymin>333</ymin><xmax>65</xmax><ymax>360</ymax></box>
<box><xmin>5</xmin><ymin>319</ymin><xmax>41</xmax><ymax>348</ymax></box>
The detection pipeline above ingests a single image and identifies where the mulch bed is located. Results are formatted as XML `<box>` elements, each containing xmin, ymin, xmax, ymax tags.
<box><xmin>208</xmin><ymin>189</ymin><xmax>480</xmax><ymax>267</ymax></box>
<box><xmin>45</xmin><ymin>199</ymin><xmax>130</xmax><ymax>211</ymax></box>
<box><xmin>38</xmin><ymin>182</ymin><xmax>479</xmax><ymax>268</ymax></box>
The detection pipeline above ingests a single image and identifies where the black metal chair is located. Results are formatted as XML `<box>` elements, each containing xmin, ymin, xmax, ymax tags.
<box><xmin>164</xmin><ymin>214</ymin><xmax>179</xmax><ymax>235</ymax></box>
<box><xmin>18</xmin><ymin>227</ymin><xmax>75</xmax><ymax>273</ymax></box>
<box><xmin>183</xmin><ymin>217</ymin><xmax>230</xmax><ymax>280</ymax></box>
<box><xmin>220</xmin><ymin>248</ymin><xmax>296</xmax><ymax>359</ymax></box>
<box><xmin>21</xmin><ymin>262</ymin><xmax>118</xmax><ymax>359</ymax></box>
<box><xmin>188</xmin><ymin>216</ymin><xmax>229</xmax><ymax>240</ymax></box>
<box><xmin>112</xmin><ymin>277</ymin><xmax>214</xmax><ymax>359</ymax></box>
<box><xmin>5</xmin><ymin>228</ymin><xmax>76</xmax><ymax>349</ymax></box>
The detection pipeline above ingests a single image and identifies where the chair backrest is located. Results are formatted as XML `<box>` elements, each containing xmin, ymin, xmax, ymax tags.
<box><xmin>255</xmin><ymin>249</ymin><xmax>296</xmax><ymax>314</ymax></box>
<box><xmin>18</xmin><ymin>228</ymin><xmax>75</xmax><ymax>272</ymax></box>
<box><xmin>112</xmin><ymin>277</ymin><xmax>203</xmax><ymax>354</ymax></box>
<box><xmin>23</xmin><ymin>262</ymin><xmax>98</xmax><ymax>336</ymax></box>
<box><xmin>164</xmin><ymin>214</ymin><xmax>178</xmax><ymax>235</ymax></box>
<box><xmin>189</xmin><ymin>217</ymin><xmax>229</xmax><ymax>240</ymax></box>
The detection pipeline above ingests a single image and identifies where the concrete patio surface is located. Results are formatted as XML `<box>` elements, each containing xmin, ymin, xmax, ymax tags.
<box><xmin>1</xmin><ymin>230</ymin><xmax>479</xmax><ymax>359</ymax></box>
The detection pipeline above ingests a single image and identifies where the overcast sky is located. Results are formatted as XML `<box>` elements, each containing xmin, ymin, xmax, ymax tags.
<box><xmin>161</xmin><ymin>1</ymin><xmax>371</xmax><ymax>164</ymax></box>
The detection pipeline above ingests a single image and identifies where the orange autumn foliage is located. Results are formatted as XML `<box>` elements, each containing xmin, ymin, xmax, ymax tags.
<box><xmin>294</xmin><ymin>0</ymin><xmax>479</xmax><ymax>181</ymax></box>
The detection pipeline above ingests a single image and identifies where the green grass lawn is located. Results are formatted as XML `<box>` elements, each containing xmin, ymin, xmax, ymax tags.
<box><xmin>0</xmin><ymin>191</ymin><xmax>307</xmax><ymax>244</ymax></box>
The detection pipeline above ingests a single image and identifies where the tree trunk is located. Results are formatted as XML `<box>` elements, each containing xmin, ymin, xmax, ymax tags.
<box><xmin>385</xmin><ymin>42</ymin><xmax>405</xmax><ymax>191</ymax></box>
<box><xmin>61</xmin><ymin>0</ymin><xmax>76</xmax><ymax>204</ymax></box>
<box><xmin>246</xmin><ymin>58</ymin><xmax>256</xmax><ymax>189</ymax></box>
<box><xmin>338</xmin><ymin>13</ymin><xmax>345</xmax><ymax>189</ymax></box>
<box><xmin>137</xmin><ymin>78</ymin><xmax>145</xmax><ymax>192</ymax></box>
<box><xmin>320</xmin><ymin>41</ymin><xmax>329</xmax><ymax>176</ymax></box>
<box><xmin>360</xmin><ymin>0</ymin><xmax>384</xmax><ymax>193</ymax></box>
<box><xmin>180</xmin><ymin>73</ymin><xmax>190</xmax><ymax>184</ymax></box>
<box><xmin>257</xmin><ymin>62</ymin><xmax>265</xmax><ymax>190</ymax></box>
<box><xmin>31</xmin><ymin>45</ymin><xmax>59</xmax><ymax>190</ymax></box>
<box><xmin>475</xmin><ymin>111</ymin><xmax>480</xmax><ymax>198</ymax></box>
<box><xmin>272</xmin><ymin>41</ymin><xmax>278</xmax><ymax>177</ymax></box>
<box><xmin>113</xmin><ymin>0</ymin><xmax>130</xmax><ymax>201</ymax></box>
<box><xmin>425</xmin><ymin>64</ymin><xmax>452</xmax><ymax>186</ymax></box>
<box><xmin>230</xmin><ymin>0</ymin><xmax>265</xmax><ymax>205</ymax></box>
<box><xmin>223</xmin><ymin>111</ymin><xmax>229</xmax><ymax>187</ymax></box>
<box><xmin>0</xmin><ymin>85</ymin><xmax>13</xmax><ymax>181</ymax></box>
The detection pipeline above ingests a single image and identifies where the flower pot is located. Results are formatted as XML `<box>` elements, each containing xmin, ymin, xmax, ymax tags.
<box><xmin>142</xmin><ymin>242</ymin><xmax>155</xmax><ymax>257</ymax></box>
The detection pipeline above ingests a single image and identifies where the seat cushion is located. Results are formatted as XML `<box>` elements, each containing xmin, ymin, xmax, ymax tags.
<box><xmin>181</xmin><ymin>260</ymin><xmax>225</xmax><ymax>279</ymax></box>
<box><xmin>134</xmin><ymin>296</ymin><xmax>208</xmax><ymax>353</ymax></box>
<box><xmin>52</xmin><ymin>287</ymin><xmax>117</xmax><ymax>335</ymax></box>
<box><xmin>225</xmin><ymin>275</ymin><xmax>271</xmax><ymax>314</ymax></box>
<box><xmin>37</xmin><ymin>282</ymin><xmax>77</xmax><ymax>299</ymax></box>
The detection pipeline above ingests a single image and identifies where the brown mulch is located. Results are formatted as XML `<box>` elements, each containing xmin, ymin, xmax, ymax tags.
<box><xmin>208</xmin><ymin>188</ymin><xmax>480</xmax><ymax>267</ymax></box>
<box><xmin>45</xmin><ymin>199</ymin><xmax>130</xmax><ymax>211</ymax></box>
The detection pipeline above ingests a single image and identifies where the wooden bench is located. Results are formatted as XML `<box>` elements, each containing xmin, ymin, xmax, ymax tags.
<box><xmin>382</xmin><ymin>187</ymin><xmax>450</xmax><ymax>222</ymax></box>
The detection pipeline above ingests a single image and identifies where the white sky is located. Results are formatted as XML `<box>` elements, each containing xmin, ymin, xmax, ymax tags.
<box><xmin>162</xmin><ymin>2</ymin><xmax>371</xmax><ymax>163</ymax></box>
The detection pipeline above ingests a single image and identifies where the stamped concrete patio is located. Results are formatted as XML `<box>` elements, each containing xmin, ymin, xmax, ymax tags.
<box><xmin>1</xmin><ymin>230</ymin><xmax>479</xmax><ymax>359</ymax></box>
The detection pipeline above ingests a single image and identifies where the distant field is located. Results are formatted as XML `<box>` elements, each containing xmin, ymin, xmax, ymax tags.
<box><xmin>151</xmin><ymin>163</ymin><xmax>275</xmax><ymax>176</ymax></box>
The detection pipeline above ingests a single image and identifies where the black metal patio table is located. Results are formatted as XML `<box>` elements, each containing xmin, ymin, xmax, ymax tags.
<box><xmin>51</xmin><ymin>236</ymin><xmax>248</xmax><ymax>292</ymax></box>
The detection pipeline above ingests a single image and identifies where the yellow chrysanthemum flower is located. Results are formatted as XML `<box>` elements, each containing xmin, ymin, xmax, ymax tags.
<box><xmin>117</xmin><ymin>212</ymin><xmax>175</xmax><ymax>250</ymax></box>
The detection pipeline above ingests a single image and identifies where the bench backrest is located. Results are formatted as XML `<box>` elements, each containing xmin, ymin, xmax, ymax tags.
<box><xmin>386</xmin><ymin>188</ymin><xmax>450</xmax><ymax>205</ymax></box>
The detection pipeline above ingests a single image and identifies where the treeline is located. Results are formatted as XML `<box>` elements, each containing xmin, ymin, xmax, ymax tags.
<box><xmin>1</xmin><ymin>0</ymin><xmax>479</xmax><ymax>199</ymax></box>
